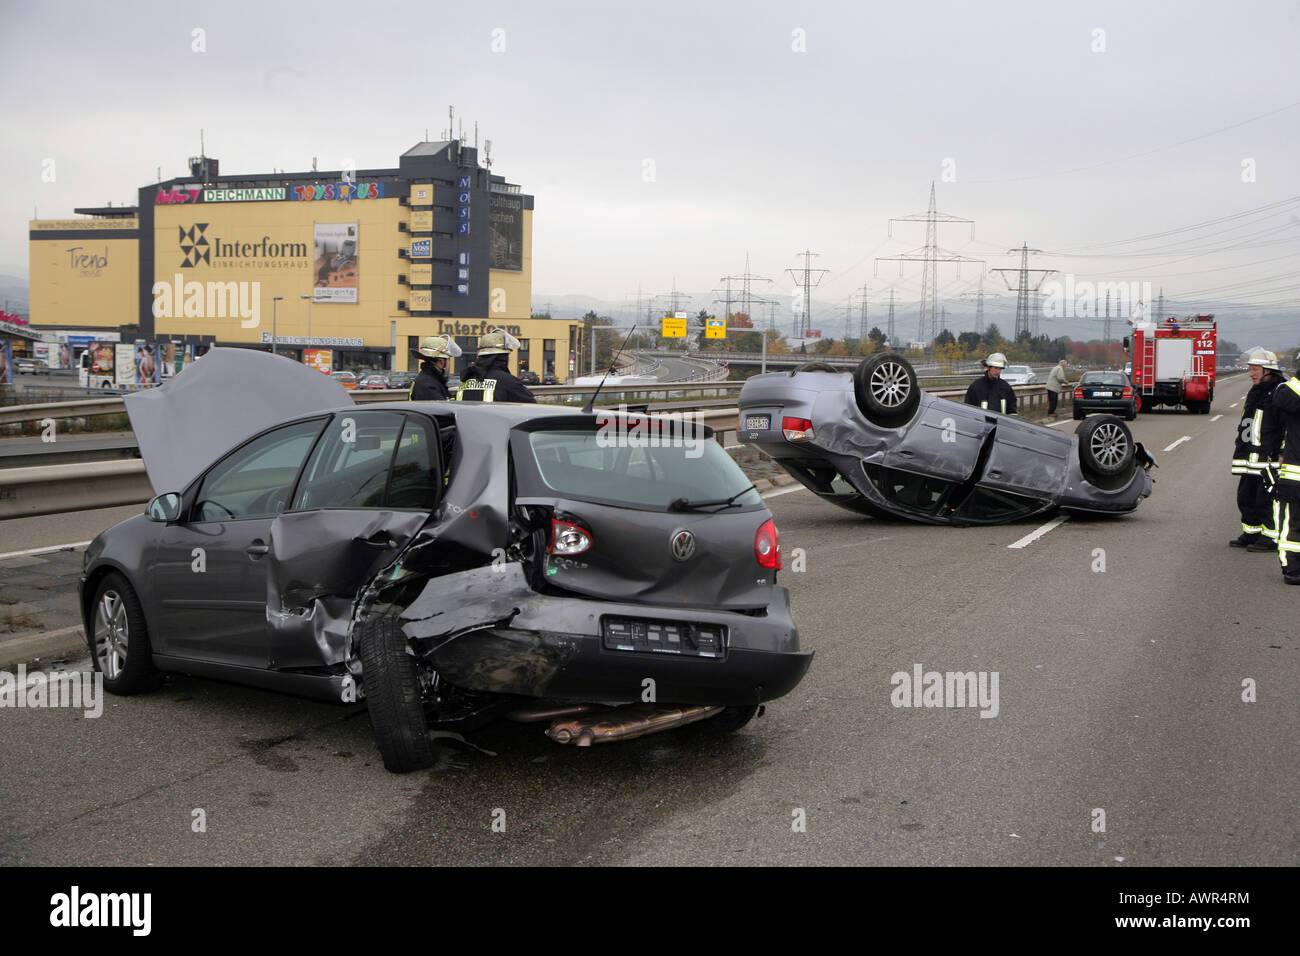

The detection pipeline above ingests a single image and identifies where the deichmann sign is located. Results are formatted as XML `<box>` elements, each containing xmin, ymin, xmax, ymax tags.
<box><xmin>203</xmin><ymin>187</ymin><xmax>286</xmax><ymax>202</ymax></box>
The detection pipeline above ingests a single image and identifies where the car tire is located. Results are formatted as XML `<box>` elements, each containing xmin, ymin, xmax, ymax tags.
<box><xmin>357</xmin><ymin>610</ymin><xmax>437</xmax><ymax>773</ymax></box>
<box><xmin>1124</xmin><ymin>403</ymin><xmax>1137</xmax><ymax>421</ymax></box>
<box><xmin>89</xmin><ymin>572</ymin><xmax>163</xmax><ymax>695</ymax></box>
<box><xmin>1076</xmin><ymin>415</ymin><xmax>1135</xmax><ymax>479</ymax></box>
<box><xmin>852</xmin><ymin>353</ymin><xmax>920</xmax><ymax>427</ymax></box>
<box><xmin>793</xmin><ymin>362</ymin><xmax>840</xmax><ymax>374</ymax></box>
<box><xmin>696</xmin><ymin>704</ymin><xmax>760</xmax><ymax>734</ymax></box>
<box><xmin>1073</xmin><ymin>407</ymin><xmax>1084</xmax><ymax>420</ymax></box>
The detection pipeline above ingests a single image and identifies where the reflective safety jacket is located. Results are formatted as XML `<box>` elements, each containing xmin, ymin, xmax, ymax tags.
<box><xmin>1231</xmin><ymin>373</ymin><xmax>1283</xmax><ymax>476</ymax></box>
<box><xmin>454</xmin><ymin>377</ymin><xmax>498</xmax><ymax>402</ymax></box>
<box><xmin>1270</xmin><ymin>376</ymin><xmax>1300</xmax><ymax>499</ymax></box>
<box><xmin>964</xmin><ymin>373</ymin><xmax>1018</xmax><ymax>415</ymax></box>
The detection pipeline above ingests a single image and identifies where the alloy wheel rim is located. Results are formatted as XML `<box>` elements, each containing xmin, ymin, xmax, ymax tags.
<box><xmin>870</xmin><ymin>362</ymin><xmax>911</xmax><ymax>408</ymax></box>
<box><xmin>1091</xmin><ymin>423</ymin><xmax>1128</xmax><ymax>468</ymax></box>
<box><xmin>94</xmin><ymin>590</ymin><xmax>128</xmax><ymax>679</ymax></box>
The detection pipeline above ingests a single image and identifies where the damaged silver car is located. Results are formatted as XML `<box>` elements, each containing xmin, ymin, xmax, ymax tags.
<box><xmin>737</xmin><ymin>353</ymin><xmax>1156</xmax><ymax>525</ymax></box>
<box><xmin>80</xmin><ymin>349</ymin><xmax>810</xmax><ymax>771</ymax></box>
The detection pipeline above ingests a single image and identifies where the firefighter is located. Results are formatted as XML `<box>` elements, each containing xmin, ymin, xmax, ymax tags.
<box><xmin>455</xmin><ymin>329</ymin><xmax>537</xmax><ymax>403</ymax></box>
<box><xmin>408</xmin><ymin>335</ymin><xmax>461</xmax><ymax>401</ymax></box>
<box><xmin>1229</xmin><ymin>348</ymin><xmax>1284</xmax><ymax>550</ymax></box>
<box><xmin>964</xmin><ymin>352</ymin><xmax>1017</xmax><ymax>415</ymax></box>
<box><xmin>1269</xmin><ymin>350</ymin><xmax>1300</xmax><ymax>584</ymax></box>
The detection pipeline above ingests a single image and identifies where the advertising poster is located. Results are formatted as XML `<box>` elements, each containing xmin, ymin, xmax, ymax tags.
<box><xmin>0</xmin><ymin>340</ymin><xmax>11</xmax><ymax>385</ymax></box>
<box><xmin>134</xmin><ymin>343</ymin><xmax>160</xmax><ymax>386</ymax></box>
<box><xmin>490</xmin><ymin>193</ymin><xmax>523</xmax><ymax>271</ymax></box>
<box><xmin>114</xmin><ymin>343</ymin><xmax>137</xmax><ymax>387</ymax></box>
<box><xmin>34</xmin><ymin>342</ymin><xmax>53</xmax><ymax>368</ymax></box>
<box><xmin>303</xmin><ymin>349</ymin><xmax>333</xmax><ymax>375</ymax></box>
<box><xmin>312</xmin><ymin>223</ymin><xmax>359</xmax><ymax>303</ymax></box>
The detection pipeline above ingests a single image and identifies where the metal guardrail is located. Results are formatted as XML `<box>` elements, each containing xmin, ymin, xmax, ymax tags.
<box><xmin>0</xmin><ymin>385</ymin><xmax>1057</xmax><ymax>520</ymax></box>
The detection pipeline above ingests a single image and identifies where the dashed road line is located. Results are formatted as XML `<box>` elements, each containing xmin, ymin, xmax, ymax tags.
<box><xmin>1008</xmin><ymin>515</ymin><xmax>1069</xmax><ymax>549</ymax></box>
<box><xmin>1229</xmin><ymin>402</ymin><xmax>1239</xmax><ymax>408</ymax></box>
<box><xmin>762</xmin><ymin>484</ymin><xmax>808</xmax><ymax>500</ymax></box>
<box><xmin>1163</xmin><ymin>436</ymin><xmax>1192</xmax><ymax>452</ymax></box>
<box><xmin>1210</xmin><ymin>414</ymin><xmax>1223</xmax><ymax>422</ymax></box>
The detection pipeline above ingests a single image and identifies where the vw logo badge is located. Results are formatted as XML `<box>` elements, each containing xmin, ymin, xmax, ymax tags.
<box><xmin>671</xmin><ymin>530</ymin><xmax>696</xmax><ymax>562</ymax></box>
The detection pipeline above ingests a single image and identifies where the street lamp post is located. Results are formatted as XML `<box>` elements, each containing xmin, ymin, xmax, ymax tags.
<box><xmin>272</xmin><ymin>296</ymin><xmax>284</xmax><ymax>354</ymax></box>
<box><xmin>300</xmin><ymin>293</ymin><xmax>312</xmax><ymax>343</ymax></box>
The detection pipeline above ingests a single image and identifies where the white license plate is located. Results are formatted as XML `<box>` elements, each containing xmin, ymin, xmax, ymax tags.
<box><xmin>745</xmin><ymin>415</ymin><xmax>770</xmax><ymax>430</ymax></box>
<box><xmin>1093</xmin><ymin>391</ymin><xmax>1113</xmax><ymax>397</ymax></box>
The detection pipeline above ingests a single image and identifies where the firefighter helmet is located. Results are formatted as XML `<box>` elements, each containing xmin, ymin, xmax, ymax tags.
<box><xmin>1241</xmin><ymin>346</ymin><xmax>1279</xmax><ymax>371</ymax></box>
<box><xmin>984</xmin><ymin>352</ymin><xmax>1008</xmax><ymax>369</ymax></box>
<box><xmin>415</xmin><ymin>335</ymin><xmax>462</xmax><ymax>360</ymax></box>
<box><xmin>476</xmin><ymin>328</ymin><xmax>522</xmax><ymax>355</ymax></box>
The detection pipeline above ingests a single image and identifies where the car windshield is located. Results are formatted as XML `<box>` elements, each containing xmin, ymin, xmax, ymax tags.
<box><xmin>1083</xmin><ymin>372</ymin><xmax>1127</xmax><ymax>386</ymax></box>
<box><xmin>524</xmin><ymin>427</ymin><xmax>761</xmax><ymax>510</ymax></box>
<box><xmin>1007</xmin><ymin>366</ymin><xmax>1030</xmax><ymax>375</ymax></box>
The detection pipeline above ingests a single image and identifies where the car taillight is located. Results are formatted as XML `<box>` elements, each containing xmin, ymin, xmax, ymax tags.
<box><xmin>550</xmin><ymin>519</ymin><xmax>593</xmax><ymax>555</ymax></box>
<box><xmin>1122</xmin><ymin>386</ymin><xmax>1132</xmax><ymax>398</ymax></box>
<box><xmin>782</xmin><ymin>417</ymin><xmax>814</xmax><ymax>442</ymax></box>
<box><xmin>755</xmin><ymin>518</ymin><xmax>781</xmax><ymax>569</ymax></box>
<box><xmin>1073</xmin><ymin>386</ymin><xmax>1084</xmax><ymax>398</ymax></box>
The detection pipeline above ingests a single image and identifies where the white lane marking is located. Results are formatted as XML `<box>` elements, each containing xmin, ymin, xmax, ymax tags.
<box><xmin>762</xmin><ymin>484</ymin><xmax>809</xmax><ymax>499</ymax></box>
<box><xmin>1229</xmin><ymin>402</ymin><xmax>1239</xmax><ymax>408</ymax></box>
<box><xmin>1008</xmin><ymin>515</ymin><xmax>1069</xmax><ymax>549</ymax></box>
<box><xmin>1163</xmin><ymin>435</ymin><xmax>1192</xmax><ymax>452</ymax></box>
<box><xmin>0</xmin><ymin>541</ymin><xmax>92</xmax><ymax>561</ymax></box>
<box><xmin>1210</xmin><ymin>414</ymin><xmax>1223</xmax><ymax>422</ymax></box>
<box><xmin>1044</xmin><ymin>418</ymin><xmax>1071</xmax><ymax>427</ymax></box>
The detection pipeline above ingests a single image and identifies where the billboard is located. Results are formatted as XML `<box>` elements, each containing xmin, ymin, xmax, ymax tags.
<box><xmin>158</xmin><ymin>342</ymin><xmax>195</xmax><ymax>378</ymax></box>
<box><xmin>312</xmin><ymin>223</ymin><xmax>359</xmax><ymax>303</ymax></box>
<box><xmin>490</xmin><ymin>193</ymin><xmax>523</xmax><ymax>271</ymax></box>
<box><xmin>114</xmin><ymin>343</ymin><xmax>136</xmax><ymax>387</ymax></box>
<box><xmin>133</xmin><ymin>342</ymin><xmax>160</xmax><ymax>386</ymax></box>
<box><xmin>304</xmin><ymin>349</ymin><xmax>333</xmax><ymax>375</ymax></box>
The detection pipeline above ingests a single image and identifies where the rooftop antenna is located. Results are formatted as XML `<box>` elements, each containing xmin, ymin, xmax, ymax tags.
<box><xmin>474</xmin><ymin>121</ymin><xmax>478</xmax><ymax>149</ymax></box>
<box><xmin>312</xmin><ymin>156</ymin><xmax>318</xmax><ymax>172</ymax></box>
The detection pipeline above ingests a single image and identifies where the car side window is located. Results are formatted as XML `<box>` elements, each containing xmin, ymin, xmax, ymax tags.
<box><xmin>291</xmin><ymin>411</ymin><xmax>410</xmax><ymax>510</ymax></box>
<box><xmin>386</xmin><ymin>417</ymin><xmax>441</xmax><ymax>508</ymax></box>
<box><xmin>193</xmin><ymin>419</ymin><xmax>326</xmax><ymax>522</ymax></box>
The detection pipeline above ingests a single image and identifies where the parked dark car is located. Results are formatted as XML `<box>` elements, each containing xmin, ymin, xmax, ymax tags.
<box><xmin>518</xmin><ymin>370</ymin><xmax>541</xmax><ymax>385</ymax></box>
<box><xmin>737</xmin><ymin>353</ymin><xmax>1155</xmax><ymax>526</ymax></box>
<box><xmin>543</xmin><ymin>374</ymin><xmax>561</xmax><ymax>386</ymax></box>
<box><xmin>1073</xmin><ymin>370</ymin><xmax>1140</xmax><ymax>420</ymax></box>
<box><xmin>386</xmin><ymin>370</ymin><xmax>415</xmax><ymax>390</ymax></box>
<box><xmin>81</xmin><ymin>349</ymin><xmax>810</xmax><ymax>771</ymax></box>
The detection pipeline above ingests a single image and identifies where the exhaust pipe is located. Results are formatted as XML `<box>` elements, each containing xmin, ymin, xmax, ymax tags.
<box><xmin>504</xmin><ymin>704</ymin><xmax>603</xmax><ymax>724</ymax></box>
<box><xmin>545</xmin><ymin>703</ymin><xmax>723</xmax><ymax>747</ymax></box>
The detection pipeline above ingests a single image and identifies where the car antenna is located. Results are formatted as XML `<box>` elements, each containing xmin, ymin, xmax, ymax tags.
<box><xmin>582</xmin><ymin>323</ymin><xmax>638</xmax><ymax>414</ymax></box>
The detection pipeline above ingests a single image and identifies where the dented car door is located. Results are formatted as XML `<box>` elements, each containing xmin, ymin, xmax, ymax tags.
<box><xmin>265</xmin><ymin>411</ymin><xmax>442</xmax><ymax>669</ymax></box>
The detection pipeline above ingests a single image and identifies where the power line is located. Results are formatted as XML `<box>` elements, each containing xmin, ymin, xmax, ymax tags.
<box><xmin>992</xmin><ymin>244</ymin><xmax>1057</xmax><ymax>340</ymax></box>
<box><xmin>786</xmin><ymin>250</ymin><xmax>829</xmax><ymax>338</ymax></box>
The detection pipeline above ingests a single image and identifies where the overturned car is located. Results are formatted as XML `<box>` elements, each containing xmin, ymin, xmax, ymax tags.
<box><xmin>737</xmin><ymin>353</ymin><xmax>1155</xmax><ymax>525</ymax></box>
<box><xmin>80</xmin><ymin>349</ymin><xmax>810</xmax><ymax>772</ymax></box>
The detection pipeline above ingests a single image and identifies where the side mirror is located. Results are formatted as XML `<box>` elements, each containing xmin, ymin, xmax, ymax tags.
<box><xmin>147</xmin><ymin>492</ymin><xmax>182</xmax><ymax>522</ymax></box>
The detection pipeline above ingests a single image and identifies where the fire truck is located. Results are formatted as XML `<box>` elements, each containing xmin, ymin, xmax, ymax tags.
<box><xmin>1124</xmin><ymin>314</ymin><xmax>1216</xmax><ymax>414</ymax></box>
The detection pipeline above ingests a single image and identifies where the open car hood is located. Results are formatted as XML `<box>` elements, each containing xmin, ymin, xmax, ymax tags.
<box><xmin>124</xmin><ymin>347</ymin><xmax>350</xmax><ymax>493</ymax></box>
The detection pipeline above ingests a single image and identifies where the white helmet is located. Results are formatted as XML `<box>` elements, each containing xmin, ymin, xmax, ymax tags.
<box><xmin>984</xmin><ymin>352</ymin><xmax>1008</xmax><ymax>369</ymax></box>
<box><xmin>1241</xmin><ymin>346</ymin><xmax>1279</xmax><ymax>371</ymax></box>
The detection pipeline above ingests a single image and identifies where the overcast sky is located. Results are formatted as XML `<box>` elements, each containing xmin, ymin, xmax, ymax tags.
<box><xmin>3</xmin><ymin>0</ymin><xmax>1298</xmax><ymax>340</ymax></box>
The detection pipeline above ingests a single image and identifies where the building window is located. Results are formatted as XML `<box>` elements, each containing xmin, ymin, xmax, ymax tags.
<box><xmin>543</xmin><ymin>339</ymin><xmax>556</xmax><ymax>376</ymax></box>
<box><xmin>518</xmin><ymin>338</ymin><xmax>531</xmax><ymax>371</ymax></box>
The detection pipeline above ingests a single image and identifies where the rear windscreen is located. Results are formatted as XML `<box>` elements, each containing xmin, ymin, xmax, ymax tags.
<box><xmin>524</xmin><ymin>428</ymin><xmax>762</xmax><ymax>510</ymax></box>
<box><xmin>1083</xmin><ymin>373</ymin><xmax>1127</xmax><ymax>386</ymax></box>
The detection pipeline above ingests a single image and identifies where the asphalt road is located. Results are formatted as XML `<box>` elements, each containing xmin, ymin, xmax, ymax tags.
<box><xmin>0</xmin><ymin>379</ymin><xmax>1295</xmax><ymax>865</ymax></box>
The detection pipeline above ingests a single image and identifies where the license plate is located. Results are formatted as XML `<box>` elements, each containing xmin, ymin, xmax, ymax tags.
<box><xmin>745</xmin><ymin>415</ymin><xmax>770</xmax><ymax>430</ymax></box>
<box><xmin>602</xmin><ymin>617</ymin><xmax>724</xmax><ymax>658</ymax></box>
<box><xmin>1092</xmin><ymin>391</ymin><xmax>1113</xmax><ymax>397</ymax></box>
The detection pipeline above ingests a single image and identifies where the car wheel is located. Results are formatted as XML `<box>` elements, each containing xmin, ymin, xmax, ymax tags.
<box><xmin>793</xmin><ymin>362</ymin><xmax>840</xmax><ymax>374</ymax></box>
<box><xmin>1076</xmin><ymin>415</ymin><xmax>1135</xmax><ymax>479</ymax></box>
<box><xmin>90</xmin><ymin>572</ymin><xmax>163</xmax><ymax>695</ymax></box>
<box><xmin>357</xmin><ymin>610</ymin><xmax>437</xmax><ymax>773</ymax></box>
<box><xmin>696</xmin><ymin>704</ymin><xmax>760</xmax><ymax>734</ymax></box>
<box><xmin>852</xmin><ymin>353</ymin><xmax>919</xmax><ymax>427</ymax></box>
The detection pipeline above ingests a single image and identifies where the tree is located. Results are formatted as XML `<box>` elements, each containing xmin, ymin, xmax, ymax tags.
<box><xmin>730</xmin><ymin>311</ymin><xmax>754</xmax><ymax>329</ymax></box>
<box><xmin>935</xmin><ymin>328</ymin><xmax>956</xmax><ymax>349</ymax></box>
<box><xmin>957</xmin><ymin>331</ymin><xmax>982</xmax><ymax>354</ymax></box>
<box><xmin>867</xmin><ymin>327</ymin><xmax>886</xmax><ymax>352</ymax></box>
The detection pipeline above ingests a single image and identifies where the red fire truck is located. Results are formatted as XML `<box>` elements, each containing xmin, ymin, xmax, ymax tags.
<box><xmin>1124</xmin><ymin>314</ymin><xmax>1216</xmax><ymax>414</ymax></box>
